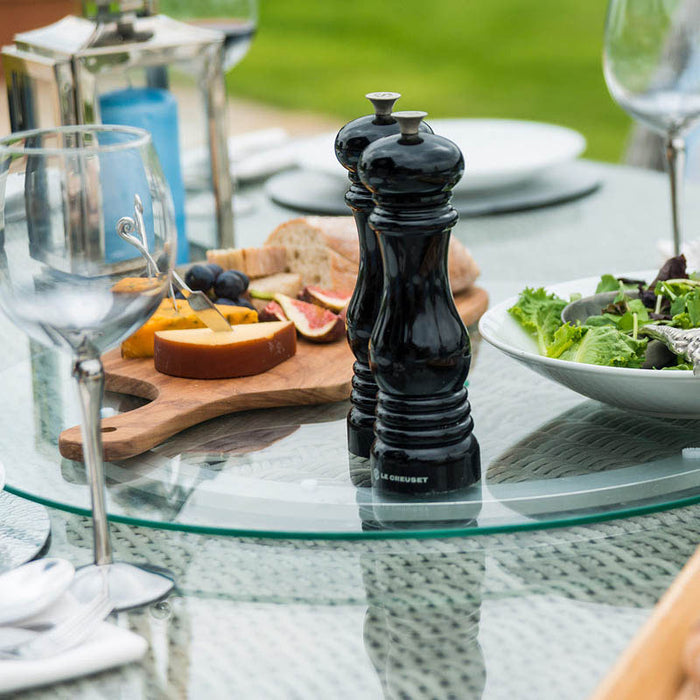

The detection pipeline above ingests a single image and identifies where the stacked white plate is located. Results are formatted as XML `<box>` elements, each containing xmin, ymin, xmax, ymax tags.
<box><xmin>267</xmin><ymin>118</ymin><xmax>597</xmax><ymax>216</ymax></box>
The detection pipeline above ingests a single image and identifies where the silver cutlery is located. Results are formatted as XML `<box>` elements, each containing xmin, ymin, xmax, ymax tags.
<box><xmin>116</xmin><ymin>197</ymin><xmax>233</xmax><ymax>333</ymax></box>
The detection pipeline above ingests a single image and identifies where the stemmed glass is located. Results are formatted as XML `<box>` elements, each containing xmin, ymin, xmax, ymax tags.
<box><xmin>0</xmin><ymin>125</ymin><xmax>177</xmax><ymax>610</ymax></box>
<box><xmin>604</xmin><ymin>0</ymin><xmax>700</xmax><ymax>256</ymax></box>
<box><xmin>168</xmin><ymin>0</ymin><xmax>258</xmax><ymax>72</ymax></box>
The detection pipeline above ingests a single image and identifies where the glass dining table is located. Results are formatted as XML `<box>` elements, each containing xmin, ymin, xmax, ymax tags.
<box><xmin>4</xmin><ymin>159</ymin><xmax>700</xmax><ymax>699</ymax></box>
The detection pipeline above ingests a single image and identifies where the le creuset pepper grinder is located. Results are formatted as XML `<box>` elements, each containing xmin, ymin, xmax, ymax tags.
<box><xmin>358</xmin><ymin>111</ymin><xmax>480</xmax><ymax>495</ymax></box>
<box><xmin>334</xmin><ymin>92</ymin><xmax>432</xmax><ymax>485</ymax></box>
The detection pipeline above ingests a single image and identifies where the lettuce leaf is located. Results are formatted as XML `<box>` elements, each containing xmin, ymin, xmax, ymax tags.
<box><xmin>669</xmin><ymin>288</ymin><xmax>700</xmax><ymax>328</ymax></box>
<box><xmin>596</xmin><ymin>274</ymin><xmax>619</xmax><ymax>294</ymax></box>
<box><xmin>508</xmin><ymin>288</ymin><xmax>567</xmax><ymax>355</ymax></box>
<box><xmin>557</xmin><ymin>326</ymin><xmax>647</xmax><ymax>368</ymax></box>
<box><xmin>546</xmin><ymin>323</ymin><xmax>585</xmax><ymax>358</ymax></box>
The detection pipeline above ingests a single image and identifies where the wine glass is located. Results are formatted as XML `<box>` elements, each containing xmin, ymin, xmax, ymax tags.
<box><xmin>165</xmin><ymin>0</ymin><xmax>257</xmax><ymax>72</ymax></box>
<box><xmin>0</xmin><ymin>125</ymin><xmax>177</xmax><ymax>610</ymax></box>
<box><xmin>604</xmin><ymin>0</ymin><xmax>700</xmax><ymax>256</ymax></box>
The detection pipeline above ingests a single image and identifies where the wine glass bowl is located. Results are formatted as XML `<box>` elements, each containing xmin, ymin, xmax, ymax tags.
<box><xmin>175</xmin><ymin>0</ymin><xmax>258</xmax><ymax>72</ymax></box>
<box><xmin>0</xmin><ymin>125</ymin><xmax>177</xmax><ymax>609</ymax></box>
<box><xmin>604</xmin><ymin>1</ymin><xmax>700</xmax><ymax>134</ymax></box>
<box><xmin>0</xmin><ymin>126</ymin><xmax>174</xmax><ymax>355</ymax></box>
<box><xmin>604</xmin><ymin>0</ymin><xmax>700</xmax><ymax>255</ymax></box>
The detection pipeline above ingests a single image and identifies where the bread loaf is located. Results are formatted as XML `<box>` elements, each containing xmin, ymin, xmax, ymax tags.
<box><xmin>263</xmin><ymin>217</ymin><xmax>356</xmax><ymax>291</ymax></box>
<box><xmin>206</xmin><ymin>246</ymin><xmax>287</xmax><ymax>278</ymax></box>
<box><xmin>264</xmin><ymin>216</ymin><xmax>479</xmax><ymax>293</ymax></box>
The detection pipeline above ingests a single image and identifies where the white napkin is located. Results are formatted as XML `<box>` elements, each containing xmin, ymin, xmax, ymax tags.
<box><xmin>0</xmin><ymin>595</ymin><xmax>147</xmax><ymax>694</ymax></box>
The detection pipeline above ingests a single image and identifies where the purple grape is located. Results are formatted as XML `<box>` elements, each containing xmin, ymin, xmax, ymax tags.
<box><xmin>207</xmin><ymin>263</ymin><xmax>224</xmax><ymax>280</ymax></box>
<box><xmin>214</xmin><ymin>270</ymin><xmax>246</xmax><ymax>299</ymax></box>
<box><xmin>185</xmin><ymin>264</ymin><xmax>214</xmax><ymax>292</ymax></box>
<box><xmin>232</xmin><ymin>297</ymin><xmax>256</xmax><ymax>310</ymax></box>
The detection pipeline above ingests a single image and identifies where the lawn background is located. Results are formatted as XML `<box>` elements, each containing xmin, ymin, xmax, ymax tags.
<box><xmin>163</xmin><ymin>0</ymin><xmax>631</xmax><ymax>163</ymax></box>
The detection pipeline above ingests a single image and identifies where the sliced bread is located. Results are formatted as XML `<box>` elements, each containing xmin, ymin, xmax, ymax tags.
<box><xmin>206</xmin><ymin>246</ymin><xmax>287</xmax><ymax>278</ymax></box>
<box><xmin>264</xmin><ymin>216</ymin><xmax>479</xmax><ymax>293</ymax></box>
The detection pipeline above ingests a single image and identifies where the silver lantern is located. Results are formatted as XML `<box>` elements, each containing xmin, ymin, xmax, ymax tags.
<box><xmin>2</xmin><ymin>0</ymin><xmax>234</xmax><ymax>262</ymax></box>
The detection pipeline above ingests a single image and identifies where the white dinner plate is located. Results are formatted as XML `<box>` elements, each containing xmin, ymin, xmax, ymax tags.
<box><xmin>478</xmin><ymin>271</ymin><xmax>700</xmax><ymax>418</ymax></box>
<box><xmin>296</xmin><ymin>118</ymin><xmax>587</xmax><ymax>193</ymax></box>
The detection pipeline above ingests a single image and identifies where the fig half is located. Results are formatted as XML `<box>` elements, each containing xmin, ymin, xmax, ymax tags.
<box><xmin>274</xmin><ymin>293</ymin><xmax>345</xmax><ymax>343</ymax></box>
<box><xmin>299</xmin><ymin>286</ymin><xmax>352</xmax><ymax>313</ymax></box>
<box><xmin>258</xmin><ymin>300</ymin><xmax>288</xmax><ymax>323</ymax></box>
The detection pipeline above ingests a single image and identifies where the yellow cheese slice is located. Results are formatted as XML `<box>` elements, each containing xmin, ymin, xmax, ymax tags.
<box><xmin>121</xmin><ymin>299</ymin><xmax>258</xmax><ymax>358</ymax></box>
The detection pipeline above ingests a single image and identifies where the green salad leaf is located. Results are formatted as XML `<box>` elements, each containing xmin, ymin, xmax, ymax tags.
<box><xmin>557</xmin><ymin>326</ymin><xmax>647</xmax><ymax>368</ymax></box>
<box><xmin>546</xmin><ymin>323</ymin><xmax>584</xmax><ymax>358</ymax></box>
<box><xmin>595</xmin><ymin>274</ymin><xmax>619</xmax><ymax>294</ymax></box>
<box><xmin>509</xmin><ymin>257</ymin><xmax>700</xmax><ymax>371</ymax></box>
<box><xmin>669</xmin><ymin>288</ymin><xmax>700</xmax><ymax>328</ymax></box>
<box><xmin>508</xmin><ymin>288</ymin><xmax>567</xmax><ymax>355</ymax></box>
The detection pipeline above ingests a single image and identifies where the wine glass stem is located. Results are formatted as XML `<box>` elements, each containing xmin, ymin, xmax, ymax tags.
<box><xmin>72</xmin><ymin>354</ymin><xmax>113</xmax><ymax>567</ymax></box>
<box><xmin>665</xmin><ymin>134</ymin><xmax>686</xmax><ymax>257</ymax></box>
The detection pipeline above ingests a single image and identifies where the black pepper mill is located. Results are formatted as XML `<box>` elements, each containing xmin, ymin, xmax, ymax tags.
<box><xmin>335</xmin><ymin>93</ymin><xmax>433</xmax><ymax>486</ymax></box>
<box><xmin>358</xmin><ymin>111</ymin><xmax>480</xmax><ymax>495</ymax></box>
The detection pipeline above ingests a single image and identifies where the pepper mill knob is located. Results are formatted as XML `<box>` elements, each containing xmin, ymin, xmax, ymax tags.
<box><xmin>365</xmin><ymin>92</ymin><xmax>401</xmax><ymax>120</ymax></box>
<box><xmin>358</xmin><ymin>115</ymin><xmax>480</xmax><ymax>496</ymax></box>
<box><xmin>393</xmin><ymin>110</ymin><xmax>427</xmax><ymax>138</ymax></box>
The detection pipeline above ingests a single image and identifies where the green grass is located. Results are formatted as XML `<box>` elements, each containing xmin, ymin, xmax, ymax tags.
<box><xmin>164</xmin><ymin>0</ymin><xmax>632</xmax><ymax>162</ymax></box>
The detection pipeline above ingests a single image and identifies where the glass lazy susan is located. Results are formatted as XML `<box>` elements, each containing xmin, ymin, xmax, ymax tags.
<box><xmin>4</xmin><ymin>343</ymin><xmax>700</xmax><ymax>539</ymax></box>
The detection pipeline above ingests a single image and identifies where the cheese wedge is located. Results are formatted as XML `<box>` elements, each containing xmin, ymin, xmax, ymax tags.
<box><xmin>121</xmin><ymin>299</ymin><xmax>258</xmax><ymax>359</ymax></box>
<box><xmin>153</xmin><ymin>322</ymin><xmax>296</xmax><ymax>379</ymax></box>
<box><xmin>112</xmin><ymin>277</ymin><xmax>162</xmax><ymax>294</ymax></box>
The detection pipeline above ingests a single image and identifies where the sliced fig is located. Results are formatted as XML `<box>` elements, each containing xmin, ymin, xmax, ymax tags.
<box><xmin>274</xmin><ymin>293</ymin><xmax>345</xmax><ymax>343</ymax></box>
<box><xmin>258</xmin><ymin>300</ymin><xmax>288</xmax><ymax>323</ymax></box>
<box><xmin>299</xmin><ymin>286</ymin><xmax>352</xmax><ymax>313</ymax></box>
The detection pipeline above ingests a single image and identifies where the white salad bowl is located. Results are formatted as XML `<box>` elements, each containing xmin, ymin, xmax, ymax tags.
<box><xmin>478</xmin><ymin>271</ymin><xmax>700</xmax><ymax>418</ymax></box>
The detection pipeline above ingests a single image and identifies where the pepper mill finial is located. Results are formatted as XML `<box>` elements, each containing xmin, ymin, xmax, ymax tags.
<box><xmin>365</xmin><ymin>92</ymin><xmax>401</xmax><ymax>119</ymax></box>
<box><xmin>393</xmin><ymin>110</ymin><xmax>427</xmax><ymax>137</ymax></box>
<box><xmin>358</xmin><ymin>117</ymin><xmax>480</xmax><ymax>496</ymax></box>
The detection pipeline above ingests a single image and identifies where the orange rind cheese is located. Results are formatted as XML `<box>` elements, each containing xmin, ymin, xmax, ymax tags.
<box><xmin>121</xmin><ymin>299</ymin><xmax>257</xmax><ymax>358</ymax></box>
<box><xmin>153</xmin><ymin>322</ymin><xmax>296</xmax><ymax>379</ymax></box>
<box><xmin>111</xmin><ymin>277</ymin><xmax>162</xmax><ymax>294</ymax></box>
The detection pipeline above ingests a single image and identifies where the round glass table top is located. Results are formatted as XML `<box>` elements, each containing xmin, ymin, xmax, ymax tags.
<box><xmin>4</xmin><ymin>337</ymin><xmax>700</xmax><ymax>539</ymax></box>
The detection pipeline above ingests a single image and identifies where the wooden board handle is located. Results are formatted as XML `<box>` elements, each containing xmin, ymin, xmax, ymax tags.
<box><xmin>59</xmin><ymin>395</ymin><xmax>200</xmax><ymax>462</ymax></box>
<box><xmin>59</xmin><ymin>382</ymin><xmax>353</xmax><ymax>462</ymax></box>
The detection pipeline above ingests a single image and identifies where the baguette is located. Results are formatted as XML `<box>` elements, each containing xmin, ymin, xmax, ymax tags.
<box><xmin>264</xmin><ymin>216</ymin><xmax>479</xmax><ymax>293</ymax></box>
<box><xmin>206</xmin><ymin>246</ymin><xmax>287</xmax><ymax>278</ymax></box>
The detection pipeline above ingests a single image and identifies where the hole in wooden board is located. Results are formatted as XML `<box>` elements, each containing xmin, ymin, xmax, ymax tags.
<box><xmin>101</xmin><ymin>427</ymin><xmax>117</xmax><ymax>433</ymax></box>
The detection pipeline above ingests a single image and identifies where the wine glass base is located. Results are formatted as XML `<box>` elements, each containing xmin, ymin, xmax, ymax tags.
<box><xmin>0</xmin><ymin>491</ymin><xmax>51</xmax><ymax>572</ymax></box>
<box><xmin>72</xmin><ymin>561</ymin><xmax>174</xmax><ymax>612</ymax></box>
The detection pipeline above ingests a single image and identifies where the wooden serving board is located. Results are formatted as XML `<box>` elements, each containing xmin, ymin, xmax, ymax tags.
<box><xmin>59</xmin><ymin>286</ymin><xmax>488</xmax><ymax>462</ymax></box>
<box><xmin>591</xmin><ymin>546</ymin><xmax>700</xmax><ymax>700</ymax></box>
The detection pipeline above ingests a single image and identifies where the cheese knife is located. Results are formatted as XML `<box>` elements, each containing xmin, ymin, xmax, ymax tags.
<box><xmin>116</xmin><ymin>199</ymin><xmax>233</xmax><ymax>333</ymax></box>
